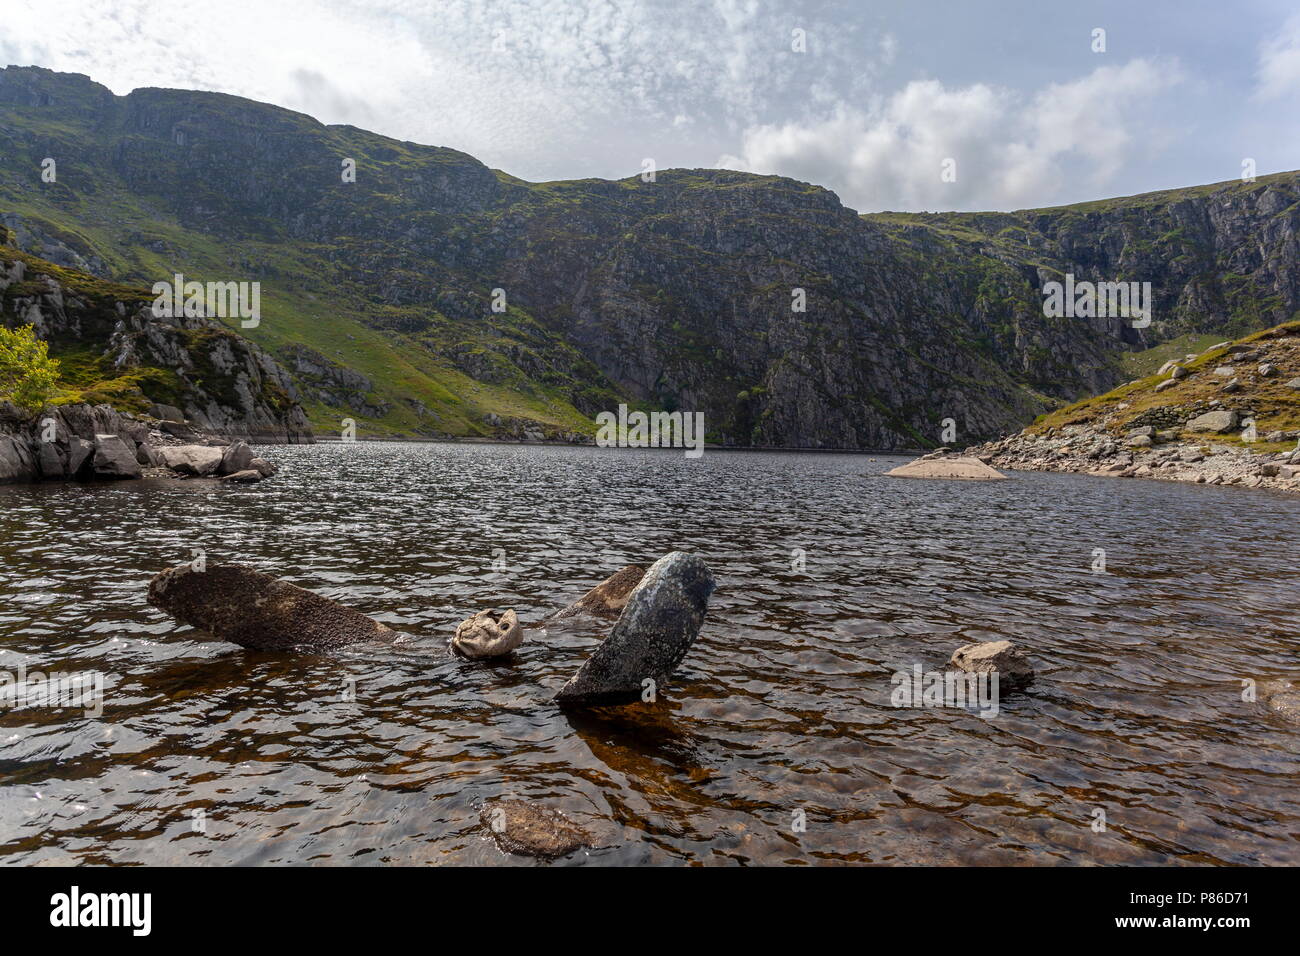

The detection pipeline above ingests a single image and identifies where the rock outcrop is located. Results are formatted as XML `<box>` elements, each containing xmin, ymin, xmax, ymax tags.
<box><xmin>148</xmin><ymin>563</ymin><xmax>400</xmax><ymax>651</ymax></box>
<box><xmin>555</xmin><ymin>552</ymin><xmax>715</xmax><ymax>705</ymax></box>
<box><xmin>966</xmin><ymin>322</ymin><xmax>1300</xmax><ymax>494</ymax></box>
<box><xmin>0</xmin><ymin>227</ymin><xmax>312</xmax><ymax>444</ymax></box>
<box><xmin>0</xmin><ymin>401</ymin><xmax>284</xmax><ymax>485</ymax></box>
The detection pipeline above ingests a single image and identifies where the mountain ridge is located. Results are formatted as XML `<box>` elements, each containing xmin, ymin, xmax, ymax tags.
<box><xmin>1</xmin><ymin>65</ymin><xmax>1297</xmax><ymax>449</ymax></box>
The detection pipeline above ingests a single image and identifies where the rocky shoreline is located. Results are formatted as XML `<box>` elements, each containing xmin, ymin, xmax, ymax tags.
<box><xmin>0</xmin><ymin>401</ymin><xmax>281</xmax><ymax>485</ymax></box>
<box><xmin>964</xmin><ymin>426</ymin><xmax>1300</xmax><ymax>493</ymax></box>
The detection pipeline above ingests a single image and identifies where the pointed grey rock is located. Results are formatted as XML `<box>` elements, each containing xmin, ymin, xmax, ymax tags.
<box><xmin>555</xmin><ymin>552</ymin><xmax>715</xmax><ymax>705</ymax></box>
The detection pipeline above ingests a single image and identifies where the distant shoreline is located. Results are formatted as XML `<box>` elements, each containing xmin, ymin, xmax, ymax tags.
<box><xmin>306</xmin><ymin>436</ymin><xmax>923</xmax><ymax>456</ymax></box>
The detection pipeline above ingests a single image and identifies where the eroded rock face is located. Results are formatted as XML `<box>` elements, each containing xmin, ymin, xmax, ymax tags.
<box><xmin>452</xmin><ymin>609</ymin><xmax>523</xmax><ymax>659</ymax></box>
<box><xmin>0</xmin><ymin>433</ymin><xmax>36</xmax><ymax>482</ymax></box>
<box><xmin>550</xmin><ymin>565</ymin><xmax>647</xmax><ymax>621</ymax></box>
<box><xmin>147</xmin><ymin>563</ymin><xmax>398</xmax><ymax>651</ymax></box>
<box><xmin>950</xmin><ymin>640</ymin><xmax>1034</xmax><ymax>689</ymax></box>
<box><xmin>479</xmin><ymin>800</ymin><xmax>591</xmax><ymax>859</ymax></box>
<box><xmin>555</xmin><ymin>552</ymin><xmax>715</xmax><ymax>705</ymax></box>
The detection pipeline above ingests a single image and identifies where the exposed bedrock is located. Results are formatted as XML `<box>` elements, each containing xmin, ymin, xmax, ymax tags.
<box><xmin>147</xmin><ymin>563</ymin><xmax>399</xmax><ymax>651</ymax></box>
<box><xmin>554</xmin><ymin>552</ymin><xmax>716</xmax><ymax>706</ymax></box>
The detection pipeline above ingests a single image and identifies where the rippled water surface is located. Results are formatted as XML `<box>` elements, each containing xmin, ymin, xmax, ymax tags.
<box><xmin>1</xmin><ymin>442</ymin><xmax>1298</xmax><ymax>865</ymax></box>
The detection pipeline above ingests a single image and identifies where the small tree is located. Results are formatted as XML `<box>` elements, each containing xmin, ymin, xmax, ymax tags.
<box><xmin>0</xmin><ymin>324</ymin><xmax>61</xmax><ymax>412</ymax></box>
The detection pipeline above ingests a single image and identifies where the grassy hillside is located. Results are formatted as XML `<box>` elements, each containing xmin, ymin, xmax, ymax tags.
<box><xmin>1031</xmin><ymin>321</ymin><xmax>1300</xmax><ymax>454</ymax></box>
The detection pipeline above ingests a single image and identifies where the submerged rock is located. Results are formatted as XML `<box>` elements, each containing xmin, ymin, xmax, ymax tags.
<box><xmin>480</xmin><ymin>800</ymin><xmax>591</xmax><ymax>859</ymax></box>
<box><xmin>148</xmin><ymin>563</ymin><xmax>399</xmax><ymax>651</ymax></box>
<box><xmin>555</xmin><ymin>552</ymin><xmax>715</xmax><ymax>705</ymax></box>
<box><xmin>550</xmin><ymin>565</ymin><xmax>647</xmax><ymax>621</ymax></box>
<box><xmin>885</xmin><ymin>456</ymin><xmax>1009</xmax><ymax>480</ymax></box>
<box><xmin>219</xmin><ymin>469</ymin><xmax>263</xmax><ymax>483</ymax></box>
<box><xmin>950</xmin><ymin>640</ymin><xmax>1035</xmax><ymax>689</ymax></box>
<box><xmin>249</xmin><ymin>457</ymin><xmax>278</xmax><ymax>478</ymax></box>
<box><xmin>452</xmin><ymin>608</ymin><xmax>523</xmax><ymax>659</ymax></box>
<box><xmin>1258</xmin><ymin>681</ymin><xmax>1300</xmax><ymax>724</ymax></box>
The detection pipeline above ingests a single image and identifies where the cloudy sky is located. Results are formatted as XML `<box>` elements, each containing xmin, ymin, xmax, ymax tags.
<box><xmin>4</xmin><ymin>0</ymin><xmax>1299</xmax><ymax>212</ymax></box>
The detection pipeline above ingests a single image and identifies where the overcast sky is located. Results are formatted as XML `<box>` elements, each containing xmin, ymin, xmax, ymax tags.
<box><xmin>4</xmin><ymin>0</ymin><xmax>1299</xmax><ymax>212</ymax></box>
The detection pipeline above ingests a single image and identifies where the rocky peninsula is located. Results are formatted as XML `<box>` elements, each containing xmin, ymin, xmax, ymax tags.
<box><xmin>963</xmin><ymin>322</ymin><xmax>1300</xmax><ymax>493</ymax></box>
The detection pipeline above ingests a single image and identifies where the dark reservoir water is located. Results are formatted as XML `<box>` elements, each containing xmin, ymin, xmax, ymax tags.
<box><xmin>1</xmin><ymin>442</ymin><xmax>1298</xmax><ymax>865</ymax></box>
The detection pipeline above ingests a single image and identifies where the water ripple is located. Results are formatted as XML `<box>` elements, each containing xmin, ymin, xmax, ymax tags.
<box><xmin>1</xmin><ymin>443</ymin><xmax>1298</xmax><ymax>865</ymax></box>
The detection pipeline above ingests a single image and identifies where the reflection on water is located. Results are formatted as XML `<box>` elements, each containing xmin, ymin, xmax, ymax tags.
<box><xmin>1</xmin><ymin>441</ymin><xmax>1298</xmax><ymax>865</ymax></box>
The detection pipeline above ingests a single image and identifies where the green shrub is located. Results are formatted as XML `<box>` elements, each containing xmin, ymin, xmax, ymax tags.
<box><xmin>0</xmin><ymin>325</ymin><xmax>61</xmax><ymax>411</ymax></box>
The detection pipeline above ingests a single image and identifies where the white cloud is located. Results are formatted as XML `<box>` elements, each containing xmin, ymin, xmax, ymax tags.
<box><xmin>719</xmin><ymin>58</ymin><xmax>1183</xmax><ymax>212</ymax></box>
<box><xmin>1256</xmin><ymin>14</ymin><xmax>1300</xmax><ymax>100</ymax></box>
<box><xmin>0</xmin><ymin>0</ymin><xmax>874</xmax><ymax>181</ymax></box>
<box><xmin>0</xmin><ymin>2</ymin><xmax>1285</xmax><ymax>210</ymax></box>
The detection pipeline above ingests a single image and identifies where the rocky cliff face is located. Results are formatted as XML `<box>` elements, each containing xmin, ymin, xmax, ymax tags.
<box><xmin>1</xmin><ymin>66</ymin><xmax>1297</xmax><ymax>449</ymax></box>
<box><xmin>0</xmin><ymin>229</ymin><xmax>312</xmax><ymax>443</ymax></box>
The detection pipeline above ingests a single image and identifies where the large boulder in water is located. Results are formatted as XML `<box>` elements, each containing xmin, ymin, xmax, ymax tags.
<box><xmin>148</xmin><ymin>563</ymin><xmax>399</xmax><ymax>651</ymax></box>
<box><xmin>555</xmin><ymin>552</ymin><xmax>715</xmax><ymax>705</ymax></box>
<box><xmin>950</xmin><ymin>639</ymin><xmax>1035</xmax><ymax>689</ymax></box>
<box><xmin>219</xmin><ymin>440</ymin><xmax>256</xmax><ymax>475</ymax></box>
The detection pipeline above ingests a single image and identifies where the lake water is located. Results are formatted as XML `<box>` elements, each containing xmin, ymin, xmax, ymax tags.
<box><xmin>1</xmin><ymin>441</ymin><xmax>1298</xmax><ymax>865</ymax></box>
